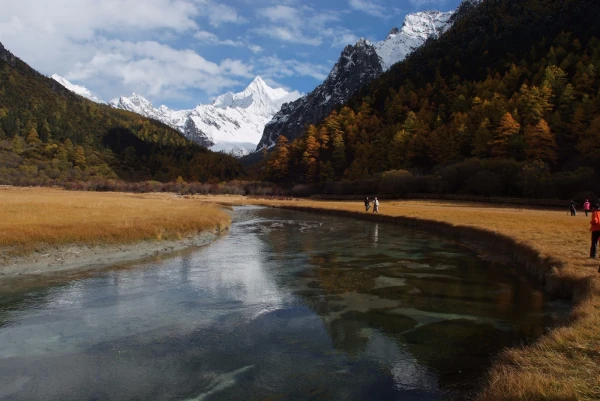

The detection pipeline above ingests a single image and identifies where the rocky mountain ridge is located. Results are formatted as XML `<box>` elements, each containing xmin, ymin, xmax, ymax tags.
<box><xmin>256</xmin><ymin>4</ymin><xmax>478</xmax><ymax>150</ymax></box>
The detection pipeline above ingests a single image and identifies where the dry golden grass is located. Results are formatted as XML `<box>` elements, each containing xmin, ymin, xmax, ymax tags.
<box><xmin>0</xmin><ymin>187</ymin><xmax>230</xmax><ymax>256</ymax></box>
<box><xmin>196</xmin><ymin>195</ymin><xmax>600</xmax><ymax>401</ymax></box>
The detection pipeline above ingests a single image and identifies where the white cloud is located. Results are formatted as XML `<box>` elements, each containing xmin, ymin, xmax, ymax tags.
<box><xmin>197</xmin><ymin>1</ymin><xmax>247</xmax><ymax>27</ymax></box>
<box><xmin>257</xmin><ymin>56</ymin><xmax>330</xmax><ymax>81</ymax></box>
<box><xmin>66</xmin><ymin>39</ymin><xmax>253</xmax><ymax>100</ymax></box>
<box><xmin>248</xmin><ymin>44</ymin><xmax>264</xmax><ymax>53</ymax></box>
<box><xmin>194</xmin><ymin>30</ymin><xmax>244</xmax><ymax>46</ymax></box>
<box><xmin>254</xmin><ymin>26</ymin><xmax>322</xmax><ymax>46</ymax></box>
<box><xmin>259</xmin><ymin>5</ymin><xmax>300</xmax><ymax>23</ymax></box>
<box><xmin>0</xmin><ymin>0</ymin><xmax>257</xmax><ymax>103</ymax></box>
<box><xmin>348</xmin><ymin>0</ymin><xmax>386</xmax><ymax>18</ymax></box>
<box><xmin>220</xmin><ymin>58</ymin><xmax>255</xmax><ymax>78</ymax></box>
<box><xmin>408</xmin><ymin>0</ymin><xmax>449</xmax><ymax>7</ymax></box>
<box><xmin>0</xmin><ymin>0</ymin><xmax>375</xmax><ymax>107</ymax></box>
<box><xmin>331</xmin><ymin>32</ymin><xmax>360</xmax><ymax>48</ymax></box>
<box><xmin>0</xmin><ymin>0</ymin><xmax>204</xmax><ymax>76</ymax></box>
<box><xmin>254</xmin><ymin>5</ymin><xmax>343</xmax><ymax>47</ymax></box>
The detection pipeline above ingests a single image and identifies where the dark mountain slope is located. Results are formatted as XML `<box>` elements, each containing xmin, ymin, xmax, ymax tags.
<box><xmin>0</xmin><ymin>42</ymin><xmax>244</xmax><ymax>184</ymax></box>
<box><xmin>257</xmin><ymin>39</ymin><xmax>382</xmax><ymax>150</ymax></box>
<box><xmin>263</xmin><ymin>0</ymin><xmax>600</xmax><ymax>200</ymax></box>
<box><xmin>255</xmin><ymin>0</ymin><xmax>479</xmax><ymax>152</ymax></box>
<box><xmin>361</xmin><ymin>0</ymin><xmax>599</xmax><ymax>112</ymax></box>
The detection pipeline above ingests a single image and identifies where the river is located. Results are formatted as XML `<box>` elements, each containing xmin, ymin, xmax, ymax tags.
<box><xmin>0</xmin><ymin>206</ymin><xmax>569</xmax><ymax>400</ymax></box>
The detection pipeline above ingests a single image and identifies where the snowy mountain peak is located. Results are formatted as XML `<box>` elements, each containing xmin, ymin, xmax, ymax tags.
<box><xmin>375</xmin><ymin>10</ymin><xmax>454</xmax><ymax>71</ymax></box>
<box><xmin>211</xmin><ymin>76</ymin><xmax>296</xmax><ymax>119</ymax></box>
<box><xmin>107</xmin><ymin>76</ymin><xmax>302</xmax><ymax>157</ymax></box>
<box><xmin>51</xmin><ymin>74</ymin><xmax>104</xmax><ymax>104</ymax></box>
<box><xmin>400</xmin><ymin>11</ymin><xmax>453</xmax><ymax>40</ymax></box>
<box><xmin>109</xmin><ymin>93</ymin><xmax>158</xmax><ymax>115</ymax></box>
<box><xmin>241</xmin><ymin>76</ymin><xmax>289</xmax><ymax>103</ymax></box>
<box><xmin>387</xmin><ymin>27</ymin><xmax>400</xmax><ymax>39</ymax></box>
<box><xmin>353</xmin><ymin>38</ymin><xmax>372</xmax><ymax>49</ymax></box>
<box><xmin>246</xmin><ymin>76</ymin><xmax>268</xmax><ymax>91</ymax></box>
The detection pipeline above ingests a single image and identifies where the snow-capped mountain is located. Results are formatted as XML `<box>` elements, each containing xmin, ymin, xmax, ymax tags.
<box><xmin>256</xmin><ymin>7</ymin><xmax>464</xmax><ymax>150</ymax></box>
<box><xmin>257</xmin><ymin>38</ymin><xmax>383</xmax><ymax>150</ymax></box>
<box><xmin>51</xmin><ymin>75</ymin><xmax>104</xmax><ymax>104</ymax></box>
<box><xmin>375</xmin><ymin>11</ymin><xmax>453</xmax><ymax>71</ymax></box>
<box><xmin>109</xmin><ymin>77</ymin><xmax>301</xmax><ymax>156</ymax></box>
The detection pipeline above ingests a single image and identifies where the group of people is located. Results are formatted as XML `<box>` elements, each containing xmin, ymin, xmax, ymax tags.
<box><xmin>364</xmin><ymin>197</ymin><xmax>379</xmax><ymax>213</ymax></box>
<box><xmin>359</xmin><ymin>196</ymin><xmax>598</xmax><ymax>270</ymax></box>
<box><xmin>570</xmin><ymin>199</ymin><xmax>598</xmax><ymax>216</ymax></box>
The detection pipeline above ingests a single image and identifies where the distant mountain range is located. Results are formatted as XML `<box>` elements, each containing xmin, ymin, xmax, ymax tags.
<box><xmin>52</xmin><ymin>3</ymin><xmax>470</xmax><ymax>156</ymax></box>
<box><xmin>51</xmin><ymin>75</ymin><xmax>301</xmax><ymax>157</ymax></box>
<box><xmin>0</xmin><ymin>41</ymin><xmax>244</xmax><ymax>184</ymax></box>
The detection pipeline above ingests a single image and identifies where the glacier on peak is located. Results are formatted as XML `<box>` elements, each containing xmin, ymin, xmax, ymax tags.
<box><xmin>109</xmin><ymin>77</ymin><xmax>301</xmax><ymax>156</ymax></box>
<box><xmin>374</xmin><ymin>10</ymin><xmax>454</xmax><ymax>71</ymax></box>
<box><xmin>51</xmin><ymin>74</ymin><xmax>105</xmax><ymax>104</ymax></box>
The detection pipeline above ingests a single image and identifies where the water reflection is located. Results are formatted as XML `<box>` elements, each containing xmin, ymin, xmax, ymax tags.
<box><xmin>0</xmin><ymin>206</ymin><xmax>568</xmax><ymax>401</ymax></box>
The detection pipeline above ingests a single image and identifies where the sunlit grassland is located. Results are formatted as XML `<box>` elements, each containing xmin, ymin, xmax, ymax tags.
<box><xmin>197</xmin><ymin>195</ymin><xmax>600</xmax><ymax>401</ymax></box>
<box><xmin>0</xmin><ymin>187</ymin><xmax>230</xmax><ymax>256</ymax></box>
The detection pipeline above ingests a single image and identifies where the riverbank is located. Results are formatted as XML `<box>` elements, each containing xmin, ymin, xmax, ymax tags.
<box><xmin>0</xmin><ymin>188</ymin><xmax>230</xmax><ymax>276</ymax></box>
<box><xmin>195</xmin><ymin>195</ymin><xmax>599</xmax><ymax>401</ymax></box>
<box><xmin>0</xmin><ymin>230</ymin><xmax>221</xmax><ymax>278</ymax></box>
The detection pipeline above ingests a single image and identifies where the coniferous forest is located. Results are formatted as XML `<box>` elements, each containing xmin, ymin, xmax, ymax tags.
<box><xmin>263</xmin><ymin>0</ymin><xmax>600</xmax><ymax>200</ymax></box>
<box><xmin>0</xmin><ymin>43</ymin><xmax>244</xmax><ymax>185</ymax></box>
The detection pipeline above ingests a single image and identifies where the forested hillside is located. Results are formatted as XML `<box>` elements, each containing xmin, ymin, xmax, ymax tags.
<box><xmin>263</xmin><ymin>0</ymin><xmax>600</xmax><ymax>199</ymax></box>
<box><xmin>0</xmin><ymin>42</ymin><xmax>244</xmax><ymax>184</ymax></box>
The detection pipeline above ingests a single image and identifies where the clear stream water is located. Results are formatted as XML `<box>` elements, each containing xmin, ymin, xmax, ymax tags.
<box><xmin>0</xmin><ymin>207</ymin><xmax>569</xmax><ymax>401</ymax></box>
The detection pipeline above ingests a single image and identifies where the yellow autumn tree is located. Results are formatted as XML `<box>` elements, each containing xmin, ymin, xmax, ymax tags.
<box><xmin>302</xmin><ymin>126</ymin><xmax>320</xmax><ymax>183</ymax></box>
<box><xmin>524</xmin><ymin>119</ymin><xmax>557</xmax><ymax>162</ymax></box>
<box><xmin>490</xmin><ymin>112</ymin><xmax>520</xmax><ymax>158</ymax></box>
<box><xmin>266</xmin><ymin>135</ymin><xmax>290</xmax><ymax>182</ymax></box>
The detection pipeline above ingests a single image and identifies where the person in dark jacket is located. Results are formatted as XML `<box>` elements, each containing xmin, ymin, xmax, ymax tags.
<box><xmin>364</xmin><ymin>197</ymin><xmax>370</xmax><ymax>212</ymax></box>
<box><xmin>569</xmin><ymin>200</ymin><xmax>577</xmax><ymax>216</ymax></box>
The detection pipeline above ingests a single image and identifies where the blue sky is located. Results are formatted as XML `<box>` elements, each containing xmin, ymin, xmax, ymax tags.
<box><xmin>0</xmin><ymin>0</ymin><xmax>462</xmax><ymax>109</ymax></box>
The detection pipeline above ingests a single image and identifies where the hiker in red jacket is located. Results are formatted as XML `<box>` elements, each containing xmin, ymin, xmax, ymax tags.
<box><xmin>590</xmin><ymin>204</ymin><xmax>600</xmax><ymax>258</ymax></box>
<box><xmin>584</xmin><ymin>199</ymin><xmax>591</xmax><ymax>216</ymax></box>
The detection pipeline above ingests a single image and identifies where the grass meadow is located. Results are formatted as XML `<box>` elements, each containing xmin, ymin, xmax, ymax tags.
<box><xmin>0</xmin><ymin>187</ymin><xmax>230</xmax><ymax>256</ymax></box>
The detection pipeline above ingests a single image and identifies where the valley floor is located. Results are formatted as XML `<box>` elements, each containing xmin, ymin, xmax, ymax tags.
<box><xmin>195</xmin><ymin>195</ymin><xmax>600</xmax><ymax>401</ymax></box>
<box><xmin>0</xmin><ymin>188</ymin><xmax>230</xmax><ymax>276</ymax></box>
<box><xmin>2</xmin><ymin>189</ymin><xmax>598</xmax><ymax>400</ymax></box>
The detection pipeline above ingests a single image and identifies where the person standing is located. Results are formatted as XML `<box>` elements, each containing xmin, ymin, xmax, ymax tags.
<box><xmin>373</xmin><ymin>197</ymin><xmax>379</xmax><ymax>213</ymax></box>
<box><xmin>584</xmin><ymin>199</ymin><xmax>591</xmax><ymax>216</ymax></box>
<box><xmin>569</xmin><ymin>200</ymin><xmax>577</xmax><ymax>216</ymax></box>
<box><xmin>590</xmin><ymin>204</ymin><xmax>600</xmax><ymax>258</ymax></box>
<box><xmin>364</xmin><ymin>197</ymin><xmax>370</xmax><ymax>212</ymax></box>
